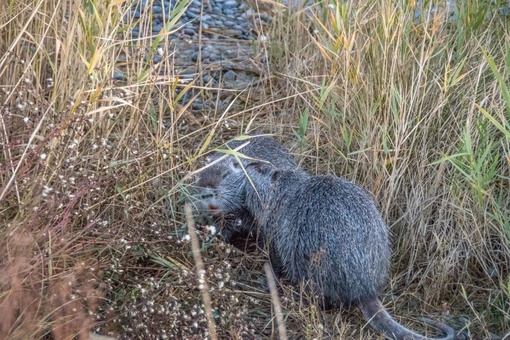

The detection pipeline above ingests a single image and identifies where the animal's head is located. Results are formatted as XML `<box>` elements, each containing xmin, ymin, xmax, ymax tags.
<box><xmin>191</xmin><ymin>135</ymin><xmax>298</xmax><ymax>216</ymax></box>
<box><xmin>193</xmin><ymin>153</ymin><xmax>247</xmax><ymax>217</ymax></box>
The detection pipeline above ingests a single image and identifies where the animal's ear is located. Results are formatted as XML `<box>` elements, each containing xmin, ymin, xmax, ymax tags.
<box><xmin>247</xmin><ymin>161</ymin><xmax>272</xmax><ymax>175</ymax></box>
<box><xmin>229</xmin><ymin>158</ymin><xmax>243</xmax><ymax>172</ymax></box>
<box><xmin>270</xmin><ymin>170</ymin><xmax>281</xmax><ymax>183</ymax></box>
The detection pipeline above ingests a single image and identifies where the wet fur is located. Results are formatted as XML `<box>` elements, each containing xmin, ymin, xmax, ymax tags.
<box><xmin>194</xmin><ymin>136</ymin><xmax>457</xmax><ymax>339</ymax></box>
<box><xmin>243</xmin><ymin>166</ymin><xmax>456</xmax><ymax>340</ymax></box>
<box><xmin>193</xmin><ymin>136</ymin><xmax>300</xmax><ymax>244</ymax></box>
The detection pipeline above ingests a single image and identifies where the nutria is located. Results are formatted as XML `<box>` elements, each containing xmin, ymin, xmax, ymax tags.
<box><xmin>197</xmin><ymin>147</ymin><xmax>457</xmax><ymax>339</ymax></box>
<box><xmin>193</xmin><ymin>135</ymin><xmax>300</xmax><ymax>246</ymax></box>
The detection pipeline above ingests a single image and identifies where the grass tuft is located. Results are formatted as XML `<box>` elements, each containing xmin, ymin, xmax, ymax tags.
<box><xmin>1</xmin><ymin>0</ymin><xmax>509</xmax><ymax>338</ymax></box>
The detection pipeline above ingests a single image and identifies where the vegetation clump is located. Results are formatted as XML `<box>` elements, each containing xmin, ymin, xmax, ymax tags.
<box><xmin>0</xmin><ymin>0</ymin><xmax>509</xmax><ymax>338</ymax></box>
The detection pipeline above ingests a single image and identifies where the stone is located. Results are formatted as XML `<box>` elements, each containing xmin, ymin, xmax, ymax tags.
<box><xmin>191</xmin><ymin>51</ymin><xmax>210</xmax><ymax>61</ymax></box>
<box><xmin>153</xmin><ymin>54</ymin><xmax>163</xmax><ymax>63</ymax></box>
<box><xmin>223</xmin><ymin>0</ymin><xmax>238</xmax><ymax>6</ymax></box>
<box><xmin>125</xmin><ymin>0</ymin><xmax>272</xmax><ymax>64</ymax></box>
<box><xmin>113</xmin><ymin>71</ymin><xmax>126</xmax><ymax>80</ymax></box>
<box><xmin>183</xmin><ymin>28</ymin><xmax>196</xmax><ymax>35</ymax></box>
<box><xmin>130</xmin><ymin>10</ymin><xmax>141</xmax><ymax>19</ymax></box>
<box><xmin>192</xmin><ymin>101</ymin><xmax>206</xmax><ymax>110</ymax></box>
<box><xmin>152</xmin><ymin>23</ymin><xmax>163</xmax><ymax>32</ymax></box>
<box><xmin>222</xmin><ymin>70</ymin><xmax>236</xmax><ymax>81</ymax></box>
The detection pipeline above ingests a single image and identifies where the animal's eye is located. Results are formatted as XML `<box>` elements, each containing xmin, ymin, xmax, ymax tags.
<box><xmin>232</xmin><ymin>161</ymin><xmax>240</xmax><ymax>169</ymax></box>
<box><xmin>271</xmin><ymin>171</ymin><xmax>281</xmax><ymax>183</ymax></box>
<box><xmin>221</xmin><ymin>172</ymin><xmax>229</xmax><ymax>179</ymax></box>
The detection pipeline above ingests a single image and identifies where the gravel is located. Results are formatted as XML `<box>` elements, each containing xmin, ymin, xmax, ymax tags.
<box><xmin>125</xmin><ymin>0</ymin><xmax>266</xmax><ymax>42</ymax></box>
<box><xmin>124</xmin><ymin>0</ymin><xmax>510</xmax><ymax>65</ymax></box>
<box><xmin>119</xmin><ymin>0</ymin><xmax>510</xmax><ymax>112</ymax></box>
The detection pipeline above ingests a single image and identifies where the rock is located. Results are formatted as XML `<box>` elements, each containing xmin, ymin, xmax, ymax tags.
<box><xmin>88</xmin><ymin>332</ymin><xmax>116</xmax><ymax>340</ymax></box>
<box><xmin>259</xmin><ymin>12</ymin><xmax>271</xmax><ymax>21</ymax></box>
<box><xmin>223</xmin><ymin>0</ymin><xmax>238</xmax><ymax>6</ymax></box>
<box><xmin>187</xmin><ymin>6</ymin><xmax>200</xmax><ymax>14</ymax></box>
<box><xmin>130</xmin><ymin>10</ymin><xmax>141</xmax><ymax>19</ymax></box>
<box><xmin>125</xmin><ymin>0</ymin><xmax>270</xmax><ymax>65</ymax></box>
<box><xmin>192</xmin><ymin>51</ymin><xmax>210</xmax><ymax>61</ymax></box>
<box><xmin>113</xmin><ymin>71</ymin><xmax>126</xmax><ymax>80</ymax></box>
<box><xmin>222</xmin><ymin>70</ymin><xmax>236</xmax><ymax>81</ymax></box>
<box><xmin>153</xmin><ymin>54</ymin><xmax>163</xmax><ymax>63</ymax></box>
<box><xmin>224</xmin><ymin>49</ymin><xmax>235</xmax><ymax>58</ymax></box>
<box><xmin>192</xmin><ymin>101</ymin><xmax>206</xmax><ymax>110</ymax></box>
<box><xmin>183</xmin><ymin>28</ymin><xmax>196</xmax><ymax>35</ymax></box>
<box><xmin>152</xmin><ymin>23</ymin><xmax>163</xmax><ymax>32</ymax></box>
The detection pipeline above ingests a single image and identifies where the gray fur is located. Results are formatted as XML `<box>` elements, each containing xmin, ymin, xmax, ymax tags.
<box><xmin>193</xmin><ymin>135</ymin><xmax>300</xmax><ymax>244</ymax></box>
<box><xmin>244</xmin><ymin>167</ymin><xmax>389</xmax><ymax>305</ymax></box>
<box><xmin>194</xmin><ymin>136</ymin><xmax>457</xmax><ymax>339</ymax></box>
<box><xmin>242</xmin><ymin>165</ymin><xmax>456</xmax><ymax>340</ymax></box>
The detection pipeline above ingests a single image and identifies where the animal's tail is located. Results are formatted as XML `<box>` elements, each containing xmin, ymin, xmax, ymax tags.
<box><xmin>359</xmin><ymin>298</ymin><xmax>456</xmax><ymax>340</ymax></box>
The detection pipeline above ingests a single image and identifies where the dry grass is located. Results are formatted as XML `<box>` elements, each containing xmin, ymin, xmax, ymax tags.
<box><xmin>1</xmin><ymin>0</ymin><xmax>509</xmax><ymax>338</ymax></box>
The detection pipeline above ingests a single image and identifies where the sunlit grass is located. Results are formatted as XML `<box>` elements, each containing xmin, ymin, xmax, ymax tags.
<box><xmin>1</xmin><ymin>0</ymin><xmax>509</xmax><ymax>338</ymax></box>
